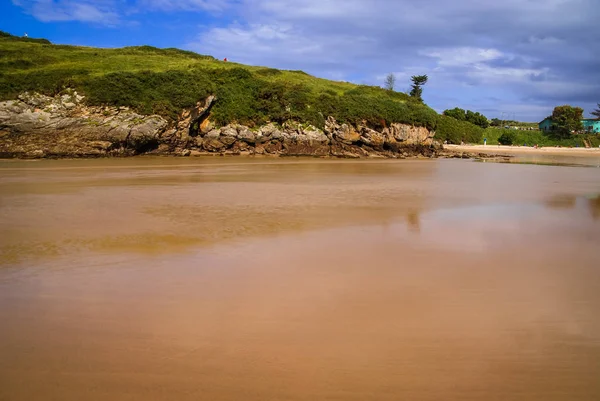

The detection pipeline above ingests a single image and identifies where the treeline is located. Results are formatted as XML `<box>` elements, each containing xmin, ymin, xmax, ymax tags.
<box><xmin>442</xmin><ymin>107</ymin><xmax>489</xmax><ymax>128</ymax></box>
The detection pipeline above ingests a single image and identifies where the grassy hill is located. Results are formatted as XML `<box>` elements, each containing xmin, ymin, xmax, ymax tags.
<box><xmin>0</xmin><ymin>31</ymin><xmax>443</xmax><ymax>132</ymax></box>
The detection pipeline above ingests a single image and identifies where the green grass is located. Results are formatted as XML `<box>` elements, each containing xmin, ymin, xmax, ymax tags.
<box><xmin>0</xmin><ymin>31</ymin><xmax>438</xmax><ymax>129</ymax></box>
<box><xmin>481</xmin><ymin>128</ymin><xmax>600</xmax><ymax>148</ymax></box>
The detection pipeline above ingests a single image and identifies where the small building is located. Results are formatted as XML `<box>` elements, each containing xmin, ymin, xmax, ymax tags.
<box><xmin>538</xmin><ymin>117</ymin><xmax>600</xmax><ymax>133</ymax></box>
<box><xmin>582</xmin><ymin>119</ymin><xmax>600</xmax><ymax>133</ymax></box>
<box><xmin>539</xmin><ymin>117</ymin><xmax>553</xmax><ymax>132</ymax></box>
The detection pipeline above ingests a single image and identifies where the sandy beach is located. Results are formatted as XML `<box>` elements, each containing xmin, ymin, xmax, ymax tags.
<box><xmin>445</xmin><ymin>143</ymin><xmax>600</xmax><ymax>156</ymax></box>
<box><xmin>2</xmin><ymin>157</ymin><xmax>600</xmax><ymax>401</ymax></box>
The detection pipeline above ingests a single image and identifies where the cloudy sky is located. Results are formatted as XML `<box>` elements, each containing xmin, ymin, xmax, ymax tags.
<box><xmin>3</xmin><ymin>0</ymin><xmax>599</xmax><ymax>121</ymax></box>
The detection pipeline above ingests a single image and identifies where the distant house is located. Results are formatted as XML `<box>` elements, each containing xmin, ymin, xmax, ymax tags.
<box><xmin>582</xmin><ymin>119</ymin><xmax>600</xmax><ymax>133</ymax></box>
<box><xmin>539</xmin><ymin>117</ymin><xmax>553</xmax><ymax>132</ymax></box>
<box><xmin>538</xmin><ymin>117</ymin><xmax>600</xmax><ymax>133</ymax></box>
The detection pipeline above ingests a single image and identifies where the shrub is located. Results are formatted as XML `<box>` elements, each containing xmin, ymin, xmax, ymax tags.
<box><xmin>498</xmin><ymin>131</ymin><xmax>516</xmax><ymax>145</ymax></box>
<box><xmin>256</xmin><ymin>68</ymin><xmax>282</xmax><ymax>77</ymax></box>
<box><xmin>435</xmin><ymin>115</ymin><xmax>483</xmax><ymax>144</ymax></box>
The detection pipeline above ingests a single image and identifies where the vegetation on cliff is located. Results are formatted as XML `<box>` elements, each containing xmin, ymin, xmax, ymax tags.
<box><xmin>0</xmin><ymin>31</ymin><xmax>438</xmax><ymax>131</ymax></box>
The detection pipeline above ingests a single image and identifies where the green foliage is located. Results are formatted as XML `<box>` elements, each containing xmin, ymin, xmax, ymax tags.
<box><xmin>443</xmin><ymin>107</ymin><xmax>489</xmax><ymax>128</ymax></box>
<box><xmin>481</xmin><ymin>127</ymin><xmax>598</xmax><ymax>147</ymax></box>
<box><xmin>465</xmin><ymin>110</ymin><xmax>489</xmax><ymax>128</ymax></box>
<box><xmin>1</xmin><ymin>68</ymin><xmax>88</xmax><ymax>98</ymax></box>
<box><xmin>435</xmin><ymin>115</ymin><xmax>484</xmax><ymax>144</ymax></box>
<box><xmin>409</xmin><ymin>75</ymin><xmax>428</xmax><ymax>102</ymax></box>
<box><xmin>256</xmin><ymin>68</ymin><xmax>282</xmax><ymax>77</ymax></box>
<box><xmin>119</xmin><ymin>46</ymin><xmax>216</xmax><ymax>60</ymax></box>
<box><xmin>443</xmin><ymin>107</ymin><xmax>466</xmax><ymax>121</ymax></box>
<box><xmin>591</xmin><ymin>103</ymin><xmax>600</xmax><ymax>119</ymax></box>
<box><xmin>551</xmin><ymin>105</ymin><xmax>584</xmax><ymax>138</ymax></box>
<box><xmin>497</xmin><ymin>131</ymin><xmax>516</xmax><ymax>145</ymax></box>
<box><xmin>81</xmin><ymin>70</ymin><xmax>216</xmax><ymax>120</ymax></box>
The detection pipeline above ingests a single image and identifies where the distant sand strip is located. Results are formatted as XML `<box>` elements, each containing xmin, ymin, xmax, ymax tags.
<box><xmin>445</xmin><ymin>144</ymin><xmax>600</xmax><ymax>157</ymax></box>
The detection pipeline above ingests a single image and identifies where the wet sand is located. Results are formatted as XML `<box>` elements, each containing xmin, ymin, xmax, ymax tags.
<box><xmin>1</xmin><ymin>157</ymin><xmax>600</xmax><ymax>400</ymax></box>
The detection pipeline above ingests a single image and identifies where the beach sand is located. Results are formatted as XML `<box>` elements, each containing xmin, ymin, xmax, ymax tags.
<box><xmin>445</xmin><ymin>144</ymin><xmax>600</xmax><ymax>156</ymax></box>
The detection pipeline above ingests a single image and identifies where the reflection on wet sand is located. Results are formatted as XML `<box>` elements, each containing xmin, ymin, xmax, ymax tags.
<box><xmin>1</xmin><ymin>158</ymin><xmax>599</xmax><ymax>266</ymax></box>
<box><xmin>588</xmin><ymin>194</ymin><xmax>600</xmax><ymax>219</ymax></box>
<box><xmin>545</xmin><ymin>193</ymin><xmax>600</xmax><ymax>219</ymax></box>
<box><xmin>1</xmin><ymin>157</ymin><xmax>600</xmax><ymax>400</ymax></box>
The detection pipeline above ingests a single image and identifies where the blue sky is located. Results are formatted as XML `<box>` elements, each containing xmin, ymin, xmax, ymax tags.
<box><xmin>2</xmin><ymin>0</ymin><xmax>599</xmax><ymax>122</ymax></box>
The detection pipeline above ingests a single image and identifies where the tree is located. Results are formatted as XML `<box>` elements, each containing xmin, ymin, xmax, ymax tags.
<box><xmin>592</xmin><ymin>103</ymin><xmax>600</xmax><ymax>120</ymax></box>
<box><xmin>465</xmin><ymin>110</ymin><xmax>489</xmax><ymax>128</ymax></box>
<box><xmin>443</xmin><ymin>107</ymin><xmax>489</xmax><ymax>128</ymax></box>
<box><xmin>384</xmin><ymin>73</ymin><xmax>396</xmax><ymax>91</ymax></box>
<box><xmin>409</xmin><ymin>75</ymin><xmax>428</xmax><ymax>102</ymax></box>
<box><xmin>490</xmin><ymin>118</ymin><xmax>502</xmax><ymax>127</ymax></box>
<box><xmin>551</xmin><ymin>105</ymin><xmax>584</xmax><ymax>138</ymax></box>
<box><xmin>443</xmin><ymin>107</ymin><xmax>466</xmax><ymax>121</ymax></box>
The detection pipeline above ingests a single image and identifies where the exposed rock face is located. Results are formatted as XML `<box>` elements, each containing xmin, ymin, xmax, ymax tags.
<box><xmin>0</xmin><ymin>92</ymin><xmax>167</xmax><ymax>157</ymax></box>
<box><xmin>0</xmin><ymin>92</ymin><xmax>440</xmax><ymax>159</ymax></box>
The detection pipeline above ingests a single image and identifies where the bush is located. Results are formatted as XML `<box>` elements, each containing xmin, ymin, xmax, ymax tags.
<box><xmin>82</xmin><ymin>70</ymin><xmax>216</xmax><ymax>120</ymax></box>
<box><xmin>256</xmin><ymin>68</ymin><xmax>282</xmax><ymax>77</ymax></box>
<box><xmin>443</xmin><ymin>107</ymin><xmax>489</xmax><ymax>128</ymax></box>
<box><xmin>435</xmin><ymin>115</ymin><xmax>483</xmax><ymax>144</ymax></box>
<box><xmin>498</xmin><ymin>131</ymin><xmax>516</xmax><ymax>145</ymax></box>
<box><xmin>0</xmin><ymin>68</ymin><xmax>89</xmax><ymax>98</ymax></box>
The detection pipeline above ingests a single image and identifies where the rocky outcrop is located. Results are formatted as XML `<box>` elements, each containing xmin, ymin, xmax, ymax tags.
<box><xmin>0</xmin><ymin>92</ymin><xmax>440</xmax><ymax>159</ymax></box>
<box><xmin>0</xmin><ymin>91</ymin><xmax>167</xmax><ymax>158</ymax></box>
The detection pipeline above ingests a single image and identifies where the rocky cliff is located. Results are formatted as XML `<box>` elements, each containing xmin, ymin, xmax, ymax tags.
<box><xmin>0</xmin><ymin>92</ymin><xmax>439</xmax><ymax>159</ymax></box>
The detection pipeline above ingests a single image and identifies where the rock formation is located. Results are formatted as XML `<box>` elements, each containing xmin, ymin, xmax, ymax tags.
<box><xmin>0</xmin><ymin>92</ymin><xmax>440</xmax><ymax>159</ymax></box>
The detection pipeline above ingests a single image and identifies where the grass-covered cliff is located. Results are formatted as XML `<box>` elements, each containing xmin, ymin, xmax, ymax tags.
<box><xmin>0</xmin><ymin>31</ymin><xmax>446</xmax><ymax>133</ymax></box>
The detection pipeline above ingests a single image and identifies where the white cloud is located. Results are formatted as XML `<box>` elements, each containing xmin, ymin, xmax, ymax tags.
<box><xmin>13</xmin><ymin>0</ymin><xmax>121</xmax><ymax>25</ymax></box>
<box><xmin>11</xmin><ymin>0</ymin><xmax>236</xmax><ymax>25</ymax></box>
<box><xmin>420</xmin><ymin>48</ymin><xmax>505</xmax><ymax>67</ymax></box>
<box><xmin>185</xmin><ymin>0</ymin><xmax>599</xmax><ymax>120</ymax></box>
<box><xmin>135</xmin><ymin>0</ymin><xmax>235</xmax><ymax>12</ymax></box>
<box><xmin>468</xmin><ymin>64</ymin><xmax>548</xmax><ymax>83</ymax></box>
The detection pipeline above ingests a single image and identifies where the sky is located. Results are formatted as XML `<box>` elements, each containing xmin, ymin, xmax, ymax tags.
<box><xmin>2</xmin><ymin>0</ymin><xmax>599</xmax><ymax>122</ymax></box>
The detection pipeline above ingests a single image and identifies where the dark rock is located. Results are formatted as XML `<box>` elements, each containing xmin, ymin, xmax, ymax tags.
<box><xmin>237</xmin><ymin>127</ymin><xmax>257</xmax><ymax>144</ymax></box>
<box><xmin>202</xmin><ymin>138</ymin><xmax>226</xmax><ymax>151</ymax></box>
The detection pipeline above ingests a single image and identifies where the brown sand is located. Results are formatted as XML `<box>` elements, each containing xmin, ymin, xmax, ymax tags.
<box><xmin>1</xmin><ymin>157</ymin><xmax>600</xmax><ymax>401</ymax></box>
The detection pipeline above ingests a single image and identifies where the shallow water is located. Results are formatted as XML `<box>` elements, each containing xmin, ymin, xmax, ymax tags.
<box><xmin>1</xmin><ymin>157</ymin><xmax>600</xmax><ymax>400</ymax></box>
